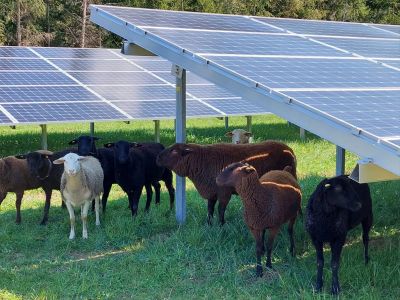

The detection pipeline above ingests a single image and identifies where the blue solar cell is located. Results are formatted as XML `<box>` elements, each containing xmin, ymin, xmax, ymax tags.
<box><xmin>187</xmin><ymin>85</ymin><xmax>238</xmax><ymax>99</ymax></box>
<box><xmin>380</xmin><ymin>60</ymin><xmax>400</xmax><ymax>69</ymax></box>
<box><xmin>91</xmin><ymin>85</ymin><xmax>175</xmax><ymax>100</ymax></box>
<box><xmin>96</xmin><ymin>6</ymin><xmax>281</xmax><ymax>33</ymax></box>
<box><xmin>390</xmin><ymin>139</ymin><xmax>400</xmax><ymax>147</ymax></box>
<box><xmin>149</xmin><ymin>28</ymin><xmax>348</xmax><ymax>56</ymax></box>
<box><xmin>154</xmin><ymin>71</ymin><xmax>211</xmax><ymax>85</ymax></box>
<box><xmin>372</xmin><ymin>24</ymin><xmax>400</xmax><ymax>35</ymax></box>
<box><xmin>284</xmin><ymin>90</ymin><xmax>400</xmax><ymax>138</ymax></box>
<box><xmin>0</xmin><ymin>47</ymin><xmax>37</xmax><ymax>58</ymax></box>
<box><xmin>111</xmin><ymin>99</ymin><xmax>222</xmax><ymax>118</ymax></box>
<box><xmin>204</xmin><ymin>56</ymin><xmax>400</xmax><ymax>89</ymax></box>
<box><xmin>35</xmin><ymin>47</ymin><xmax>117</xmax><ymax>59</ymax></box>
<box><xmin>0</xmin><ymin>110</ymin><xmax>12</xmax><ymax>124</ymax></box>
<box><xmin>131</xmin><ymin>59</ymin><xmax>172</xmax><ymax>71</ymax></box>
<box><xmin>50</xmin><ymin>59</ymin><xmax>142</xmax><ymax>71</ymax></box>
<box><xmin>0</xmin><ymin>86</ymin><xmax>100</xmax><ymax>103</ymax></box>
<box><xmin>3</xmin><ymin>102</ymin><xmax>127</xmax><ymax>123</ymax></box>
<box><xmin>0</xmin><ymin>59</ymin><xmax>55</xmax><ymax>70</ymax></box>
<box><xmin>0</xmin><ymin>72</ymin><xmax>76</xmax><ymax>86</ymax></box>
<box><xmin>204</xmin><ymin>98</ymin><xmax>269</xmax><ymax>115</ymax></box>
<box><xmin>314</xmin><ymin>37</ymin><xmax>400</xmax><ymax>58</ymax></box>
<box><xmin>253</xmin><ymin>17</ymin><xmax>399</xmax><ymax>38</ymax></box>
<box><xmin>68</xmin><ymin>71</ymin><xmax>162</xmax><ymax>85</ymax></box>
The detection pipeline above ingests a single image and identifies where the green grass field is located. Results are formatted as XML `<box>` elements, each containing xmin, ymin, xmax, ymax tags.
<box><xmin>0</xmin><ymin>115</ymin><xmax>399</xmax><ymax>299</ymax></box>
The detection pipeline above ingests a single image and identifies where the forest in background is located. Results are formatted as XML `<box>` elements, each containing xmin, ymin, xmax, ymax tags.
<box><xmin>0</xmin><ymin>0</ymin><xmax>399</xmax><ymax>48</ymax></box>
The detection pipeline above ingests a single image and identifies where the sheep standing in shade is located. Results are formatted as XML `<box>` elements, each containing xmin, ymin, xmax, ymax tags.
<box><xmin>225</xmin><ymin>129</ymin><xmax>253</xmax><ymax>144</ymax></box>
<box><xmin>306</xmin><ymin>175</ymin><xmax>373</xmax><ymax>295</ymax></box>
<box><xmin>53</xmin><ymin>153</ymin><xmax>103</xmax><ymax>239</ymax></box>
<box><xmin>216</xmin><ymin>162</ymin><xmax>301</xmax><ymax>277</ymax></box>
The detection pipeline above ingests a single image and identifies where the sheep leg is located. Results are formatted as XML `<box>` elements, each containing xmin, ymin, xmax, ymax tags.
<box><xmin>163</xmin><ymin>171</ymin><xmax>175</xmax><ymax>210</ymax></box>
<box><xmin>288</xmin><ymin>217</ymin><xmax>296</xmax><ymax>257</ymax></box>
<box><xmin>95</xmin><ymin>195</ymin><xmax>100</xmax><ymax>226</ymax></box>
<box><xmin>362</xmin><ymin>215</ymin><xmax>372</xmax><ymax>264</ymax></box>
<box><xmin>207</xmin><ymin>197</ymin><xmax>217</xmax><ymax>225</ymax></box>
<box><xmin>128</xmin><ymin>188</ymin><xmax>143</xmax><ymax>216</ymax></box>
<box><xmin>266</xmin><ymin>227</ymin><xmax>279</xmax><ymax>269</ymax></box>
<box><xmin>144</xmin><ymin>184</ymin><xmax>153</xmax><ymax>212</ymax></box>
<box><xmin>81</xmin><ymin>201</ymin><xmax>91</xmax><ymax>239</ymax></box>
<box><xmin>40</xmin><ymin>189</ymin><xmax>52</xmax><ymax>225</ymax></box>
<box><xmin>15</xmin><ymin>191</ymin><xmax>23</xmax><ymax>224</ymax></box>
<box><xmin>217</xmin><ymin>193</ymin><xmax>232</xmax><ymax>225</ymax></box>
<box><xmin>153</xmin><ymin>181</ymin><xmax>161</xmax><ymax>205</ymax></box>
<box><xmin>0</xmin><ymin>192</ymin><xmax>6</xmax><ymax>207</ymax></box>
<box><xmin>65</xmin><ymin>201</ymin><xmax>76</xmax><ymax>240</ymax></box>
<box><xmin>313</xmin><ymin>239</ymin><xmax>324</xmax><ymax>292</ymax></box>
<box><xmin>101</xmin><ymin>181</ymin><xmax>112</xmax><ymax>213</ymax></box>
<box><xmin>330</xmin><ymin>239</ymin><xmax>344</xmax><ymax>295</ymax></box>
<box><xmin>251</xmin><ymin>229</ymin><xmax>265</xmax><ymax>277</ymax></box>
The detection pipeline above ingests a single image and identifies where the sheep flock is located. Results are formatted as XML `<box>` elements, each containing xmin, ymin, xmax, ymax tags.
<box><xmin>0</xmin><ymin>128</ymin><xmax>379</xmax><ymax>295</ymax></box>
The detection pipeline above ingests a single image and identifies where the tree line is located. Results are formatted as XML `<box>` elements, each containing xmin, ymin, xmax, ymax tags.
<box><xmin>0</xmin><ymin>0</ymin><xmax>398</xmax><ymax>48</ymax></box>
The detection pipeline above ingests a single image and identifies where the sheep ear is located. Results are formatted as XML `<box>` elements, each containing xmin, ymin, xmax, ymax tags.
<box><xmin>68</xmin><ymin>139</ymin><xmax>78</xmax><ymax>145</ymax></box>
<box><xmin>244</xmin><ymin>166</ymin><xmax>255</xmax><ymax>173</ymax></box>
<box><xmin>104</xmin><ymin>143</ymin><xmax>114</xmax><ymax>148</ymax></box>
<box><xmin>244</xmin><ymin>132</ymin><xmax>253</xmax><ymax>137</ymax></box>
<box><xmin>324</xmin><ymin>183</ymin><xmax>331</xmax><ymax>188</ymax></box>
<box><xmin>225</xmin><ymin>131</ymin><xmax>233</xmax><ymax>137</ymax></box>
<box><xmin>37</xmin><ymin>150</ymin><xmax>53</xmax><ymax>156</ymax></box>
<box><xmin>182</xmin><ymin>148</ymin><xmax>193</xmax><ymax>156</ymax></box>
<box><xmin>53</xmin><ymin>158</ymin><xmax>65</xmax><ymax>165</ymax></box>
<box><xmin>78</xmin><ymin>156</ymin><xmax>88</xmax><ymax>161</ymax></box>
<box><xmin>15</xmin><ymin>154</ymin><xmax>26</xmax><ymax>159</ymax></box>
<box><xmin>130</xmin><ymin>142</ymin><xmax>142</xmax><ymax>148</ymax></box>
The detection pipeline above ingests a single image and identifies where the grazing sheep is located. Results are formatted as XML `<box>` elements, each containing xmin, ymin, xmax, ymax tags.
<box><xmin>305</xmin><ymin>175</ymin><xmax>373</xmax><ymax>295</ymax></box>
<box><xmin>53</xmin><ymin>153</ymin><xmax>103</xmax><ymax>239</ymax></box>
<box><xmin>216</xmin><ymin>162</ymin><xmax>301</xmax><ymax>277</ymax></box>
<box><xmin>104</xmin><ymin>140</ymin><xmax>170</xmax><ymax>216</ymax></box>
<box><xmin>0</xmin><ymin>156</ymin><xmax>41</xmax><ymax>224</ymax></box>
<box><xmin>225</xmin><ymin>129</ymin><xmax>253</xmax><ymax>144</ymax></box>
<box><xmin>156</xmin><ymin>141</ymin><xmax>297</xmax><ymax>225</ymax></box>
<box><xmin>15</xmin><ymin>149</ymin><xmax>77</xmax><ymax>224</ymax></box>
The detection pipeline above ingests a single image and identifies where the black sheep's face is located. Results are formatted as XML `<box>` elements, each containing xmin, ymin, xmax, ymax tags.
<box><xmin>68</xmin><ymin>135</ymin><xmax>99</xmax><ymax>156</ymax></box>
<box><xmin>156</xmin><ymin>143</ymin><xmax>193</xmax><ymax>171</ymax></box>
<box><xmin>104</xmin><ymin>140</ymin><xmax>138</xmax><ymax>165</ymax></box>
<box><xmin>323</xmin><ymin>179</ymin><xmax>362</xmax><ymax>212</ymax></box>
<box><xmin>17</xmin><ymin>151</ymin><xmax>53</xmax><ymax>178</ymax></box>
<box><xmin>216</xmin><ymin>162</ymin><xmax>255</xmax><ymax>187</ymax></box>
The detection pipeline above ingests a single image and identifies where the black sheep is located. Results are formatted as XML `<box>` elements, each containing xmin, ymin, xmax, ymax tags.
<box><xmin>306</xmin><ymin>175</ymin><xmax>373</xmax><ymax>295</ymax></box>
<box><xmin>104</xmin><ymin>140</ymin><xmax>172</xmax><ymax>216</ymax></box>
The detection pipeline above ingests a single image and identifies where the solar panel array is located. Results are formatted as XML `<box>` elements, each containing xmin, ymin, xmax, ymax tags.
<box><xmin>91</xmin><ymin>5</ymin><xmax>400</xmax><ymax>151</ymax></box>
<box><xmin>0</xmin><ymin>46</ymin><xmax>269</xmax><ymax>125</ymax></box>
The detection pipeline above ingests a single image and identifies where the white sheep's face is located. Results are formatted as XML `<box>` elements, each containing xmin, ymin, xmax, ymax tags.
<box><xmin>225</xmin><ymin>129</ymin><xmax>252</xmax><ymax>144</ymax></box>
<box><xmin>53</xmin><ymin>153</ymin><xmax>86</xmax><ymax>177</ymax></box>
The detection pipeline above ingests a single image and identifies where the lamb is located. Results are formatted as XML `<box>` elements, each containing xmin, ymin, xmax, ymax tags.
<box><xmin>225</xmin><ymin>129</ymin><xmax>253</xmax><ymax>144</ymax></box>
<box><xmin>305</xmin><ymin>175</ymin><xmax>373</xmax><ymax>295</ymax></box>
<box><xmin>53</xmin><ymin>153</ymin><xmax>104</xmax><ymax>239</ymax></box>
<box><xmin>156</xmin><ymin>141</ymin><xmax>297</xmax><ymax>225</ymax></box>
<box><xmin>104</xmin><ymin>140</ymin><xmax>170</xmax><ymax>216</ymax></box>
<box><xmin>0</xmin><ymin>156</ymin><xmax>42</xmax><ymax>224</ymax></box>
<box><xmin>216</xmin><ymin>162</ymin><xmax>301</xmax><ymax>277</ymax></box>
<box><xmin>15</xmin><ymin>149</ymin><xmax>77</xmax><ymax>224</ymax></box>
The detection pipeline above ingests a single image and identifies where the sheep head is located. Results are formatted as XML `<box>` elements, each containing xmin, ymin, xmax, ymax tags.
<box><xmin>225</xmin><ymin>129</ymin><xmax>252</xmax><ymax>144</ymax></box>
<box><xmin>16</xmin><ymin>150</ymin><xmax>54</xmax><ymax>179</ymax></box>
<box><xmin>216</xmin><ymin>162</ymin><xmax>256</xmax><ymax>188</ymax></box>
<box><xmin>53</xmin><ymin>153</ymin><xmax>87</xmax><ymax>177</ymax></box>
<box><xmin>320</xmin><ymin>177</ymin><xmax>362</xmax><ymax>213</ymax></box>
<box><xmin>156</xmin><ymin>143</ymin><xmax>193</xmax><ymax>176</ymax></box>
<box><xmin>104</xmin><ymin>140</ymin><xmax>140</xmax><ymax>164</ymax></box>
<box><xmin>68</xmin><ymin>135</ymin><xmax>100</xmax><ymax>156</ymax></box>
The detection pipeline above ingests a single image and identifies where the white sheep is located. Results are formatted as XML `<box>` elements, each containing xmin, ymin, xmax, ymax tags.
<box><xmin>53</xmin><ymin>153</ymin><xmax>103</xmax><ymax>239</ymax></box>
<box><xmin>225</xmin><ymin>129</ymin><xmax>253</xmax><ymax>144</ymax></box>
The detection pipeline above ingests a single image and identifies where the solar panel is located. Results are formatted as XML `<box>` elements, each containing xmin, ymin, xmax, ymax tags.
<box><xmin>380</xmin><ymin>60</ymin><xmax>400</xmax><ymax>69</ymax></box>
<box><xmin>0</xmin><ymin>110</ymin><xmax>12</xmax><ymax>124</ymax></box>
<box><xmin>0</xmin><ymin>59</ymin><xmax>56</xmax><ymax>71</ymax></box>
<box><xmin>68</xmin><ymin>71</ymin><xmax>163</xmax><ymax>85</ymax></box>
<box><xmin>0</xmin><ymin>72</ymin><xmax>76</xmax><ymax>86</ymax></box>
<box><xmin>372</xmin><ymin>24</ymin><xmax>400</xmax><ymax>35</ymax></box>
<box><xmin>35</xmin><ymin>47</ymin><xmax>117</xmax><ymax>59</ymax></box>
<box><xmin>50</xmin><ymin>59</ymin><xmax>142</xmax><ymax>71</ymax></box>
<box><xmin>89</xmin><ymin>85</ymin><xmax>176</xmax><ymax>101</ymax></box>
<box><xmin>0</xmin><ymin>47</ymin><xmax>37</xmax><ymax>58</ymax></box>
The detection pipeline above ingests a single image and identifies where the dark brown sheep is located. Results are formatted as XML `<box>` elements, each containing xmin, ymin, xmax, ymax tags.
<box><xmin>0</xmin><ymin>156</ymin><xmax>42</xmax><ymax>224</ymax></box>
<box><xmin>216</xmin><ymin>162</ymin><xmax>301</xmax><ymax>277</ymax></box>
<box><xmin>156</xmin><ymin>141</ymin><xmax>297</xmax><ymax>225</ymax></box>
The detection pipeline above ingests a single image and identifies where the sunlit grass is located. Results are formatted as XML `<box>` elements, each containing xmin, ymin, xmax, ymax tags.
<box><xmin>0</xmin><ymin>115</ymin><xmax>399</xmax><ymax>299</ymax></box>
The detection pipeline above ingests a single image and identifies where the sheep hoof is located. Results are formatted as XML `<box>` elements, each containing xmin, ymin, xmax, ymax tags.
<box><xmin>69</xmin><ymin>235</ymin><xmax>75</xmax><ymax>240</ymax></box>
<box><xmin>83</xmin><ymin>234</ymin><xmax>88</xmax><ymax>239</ymax></box>
<box><xmin>15</xmin><ymin>219</ymin><xmax>21</xmax><ymax>225</ymax></box>
<box><xmin>96</xmin><ymin>221</ymin><xmax>100</xmax><ymax>226</ymax></box>
<box><xmin>331</xmin><ymin>284</ymin><xmax>340</xmax><ymax>295</ymax></box>
<box><xmin>40</xmin><ymin>219</ymin><xmax>47</xmax><ymax>226</ymax></box>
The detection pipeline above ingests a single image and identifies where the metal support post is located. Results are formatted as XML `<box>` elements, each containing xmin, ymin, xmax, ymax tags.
<box><xmin>174</xmin><ymin>65</ymin><xmax>187</xmax><ymax>224</ymax></box>
<box><xmin>40</xmin><ymin>124</ymin><xmax>48</xmax><ymax>150</ymax></box>
<box><xmin>154</xmin><ymin>120</ymin><xmax>160</xmax><ymax>143</ymax></box>
<box><xmin>224</xmin><ymin>117</ymin><xmax>229</xmax><ymax>129</ymax></box>
<box><xmin>336</xmin><ymin>146</ymin><xmax>345</xmax><ymax>176</ymax></box>
<box><xmin>90</xmin><ymin>122</ymin><xmax>94</xmax><ymax>137</ymax></box>
<box><xmin>246</xmin><ymin>115</ymin><xmax>252</xmax><ymax>132</ymax></box>
<box><xmin>300</xmin><ymin>128</ymin><xmax>306</xmax><ymax>140</ymax></box>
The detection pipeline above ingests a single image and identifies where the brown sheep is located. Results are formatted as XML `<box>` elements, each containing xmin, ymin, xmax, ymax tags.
<box><xmin>156</xmin><ymin>141</ymin><xmax>297</xmax><ymax>225</ymax></box>
<box><xmin>0</xmin><ymin>156</ymin><xmax>42</xmax><ymax>224</ymax></box>
<box><xmin>216</xmin><ymin>162</ymin><xmax>302</xmax><ymax>277</ymax></box>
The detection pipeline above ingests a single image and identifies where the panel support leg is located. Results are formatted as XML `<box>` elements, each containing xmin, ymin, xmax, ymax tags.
<box><xmin>224</xmin><ymin>117</ymin><xmax>229</xmax><ymax>129</ymax></box>
<box><xmin>40</xmin><ymin>124</ymin><xmax>48</xmax><ymax>150</ymax></box>
<box><xmin>246</xmin><ymin>116</ymin><xmax>252</xmax><ymax>132</ymax></box>
<box><xmin>90</xmin><ymin>122</ymin><xmax>94</xmax><ymax>137</ymax></box>
<box><xmin>154</xmin><ymin>120</ymin><xmax>160</xmax><ymax>143</ymax></box>
<box><xmin>300</xmin><ymin>128</ymin><xmax>306</xmax><ymax>140</ymax></box>
<box><xmin>336</xmin><ymin>146</ymin><xmax>345</xmax><ymax>176</ymax></box>
<box><xmin>174</xmin><ymin>65</ymin><xmax>186</xmax><ymax>224</ymax></box>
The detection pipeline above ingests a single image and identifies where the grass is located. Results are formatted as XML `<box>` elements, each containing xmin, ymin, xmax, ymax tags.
<box><xmin>0</xmin><ymin>115</ymin><xmax>399</xmax><ymax>299</ymax></box>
